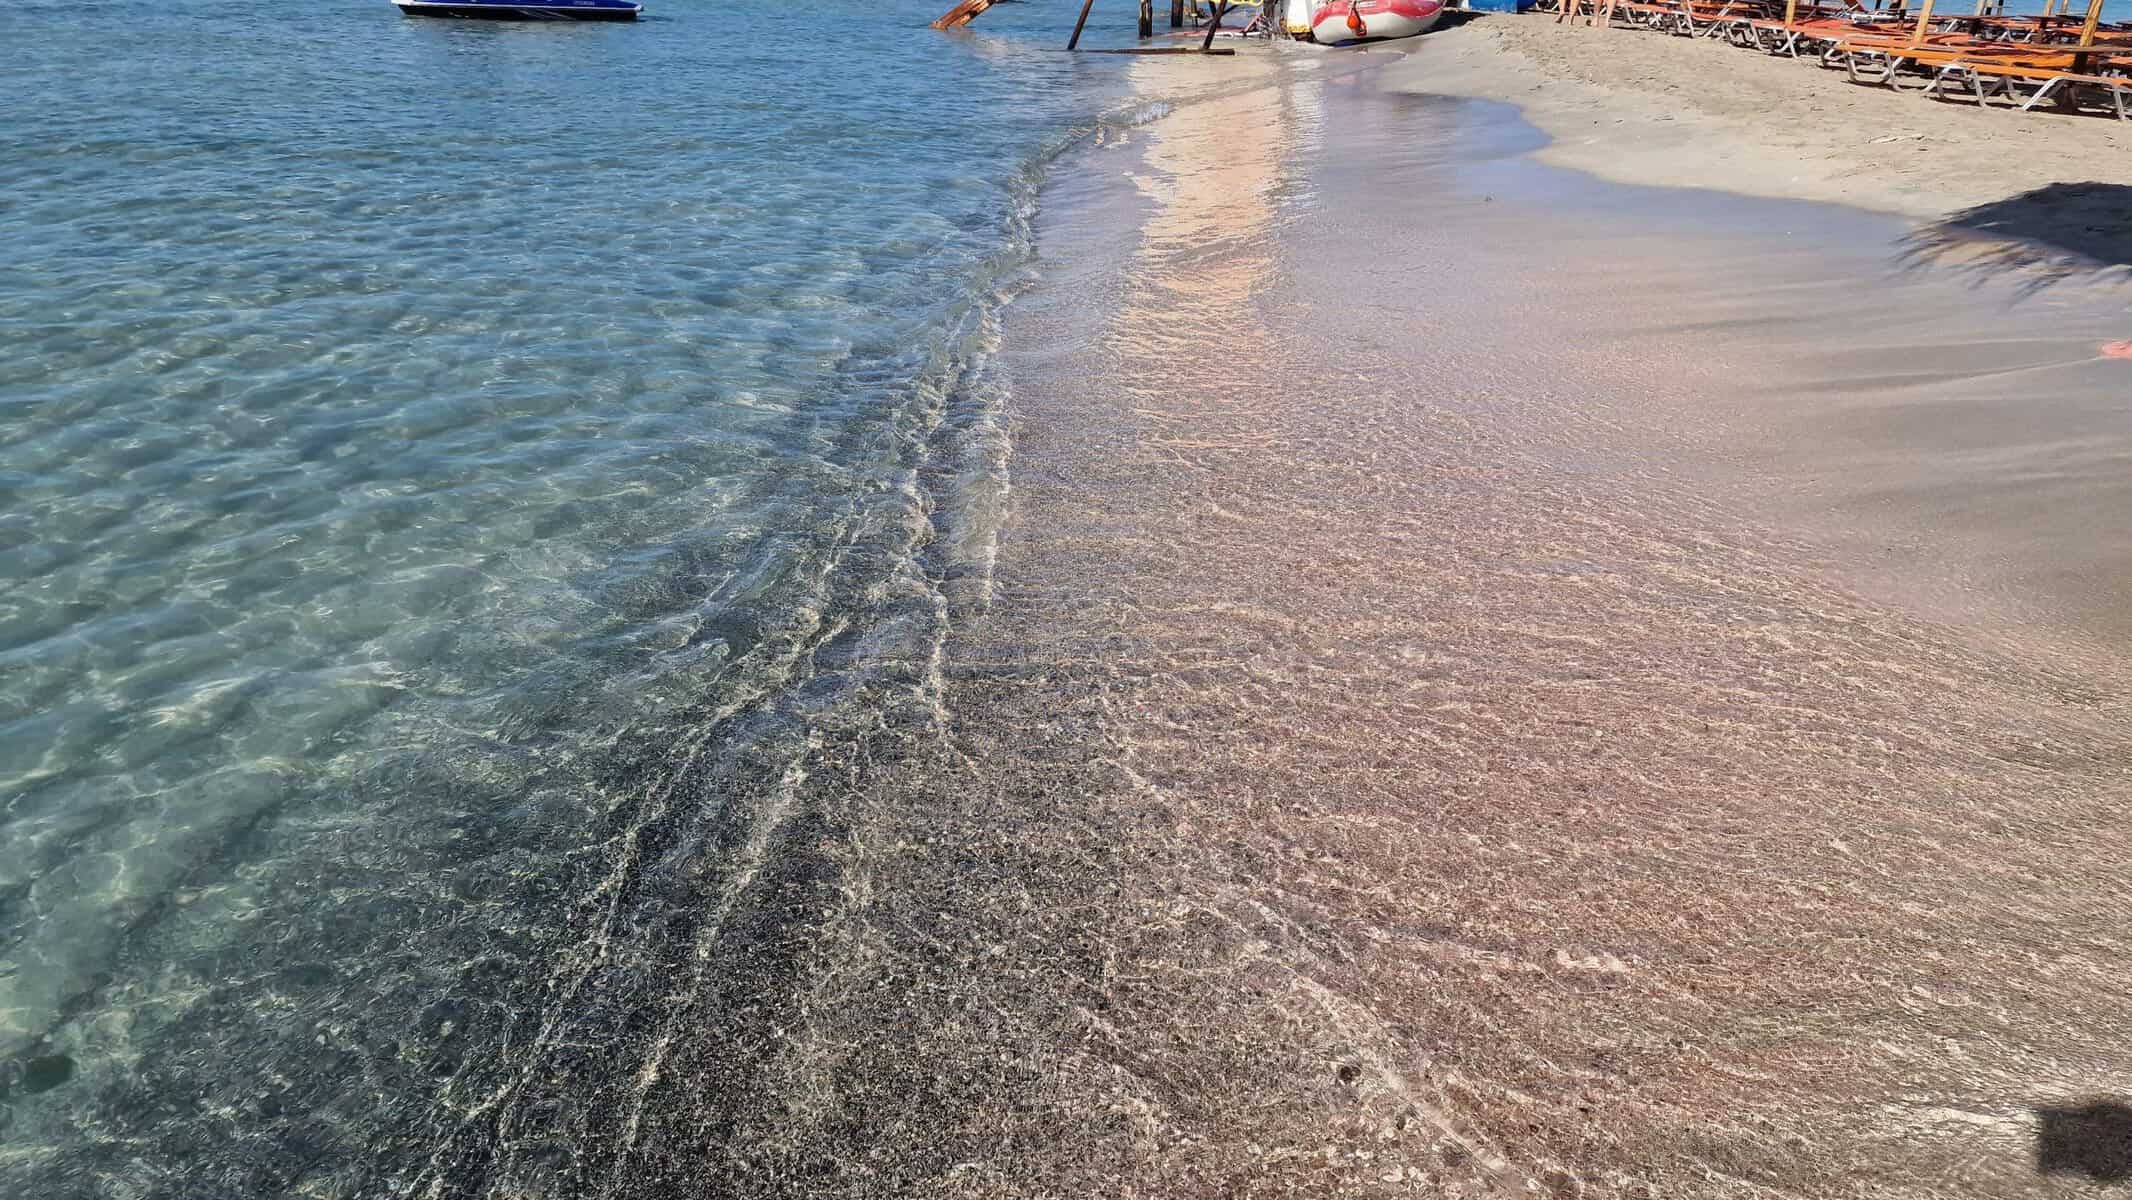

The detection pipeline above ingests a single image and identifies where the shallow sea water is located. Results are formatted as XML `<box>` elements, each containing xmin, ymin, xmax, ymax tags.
<box><xmin>0</xmin><ymin>2</ymin><xmax>1244</xmax><ymax>1193</ymax></box>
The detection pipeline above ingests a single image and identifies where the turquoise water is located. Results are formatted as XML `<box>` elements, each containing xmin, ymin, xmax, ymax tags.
<box><xmin>0</xmin><ymin>2</ymin><xmax>1173</xmax><ymax>1193</ymax></box>
<box><xmin>1954</xmin><ymin>0</ymin><xmax>2132</xmax><ymax>17</ymax></box>
<box><xmin>2024</xmin><ymin>0</ymin><xmax>2132</xmax><ymax>16</ymax></box>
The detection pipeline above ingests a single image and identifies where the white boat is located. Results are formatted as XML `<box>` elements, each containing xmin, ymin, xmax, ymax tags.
<box><xmin>1310</xmin><ymin>0</ymin><xmax>1445</xmax><ymax>41</ymax></box>
<box><xmin>1282</xmin><ymin>0</ymin><xmax>1323</xmax><ymax>37</ymax></box>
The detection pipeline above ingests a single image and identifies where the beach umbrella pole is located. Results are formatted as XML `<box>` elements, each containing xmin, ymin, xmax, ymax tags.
<box><xmin>1067</xmin><ymin>0</ymin><xmax>1099</xmax><ymax>47</ymax></box>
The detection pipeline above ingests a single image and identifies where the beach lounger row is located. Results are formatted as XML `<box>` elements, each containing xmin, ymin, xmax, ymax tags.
<box><xmin>1928</xmin><ymin>58</ymin><xmax>2132</xmax><ymax>115</ymax></box>
<box><xmin>1543</xmin><ymin>0</ymin><xmax>2132</xmax><ymax>119</ymax></box>
<box><xmin>1838</xmin><ymin>43</ymin><xmax>2132</xmax><ymax>115</ymax></box>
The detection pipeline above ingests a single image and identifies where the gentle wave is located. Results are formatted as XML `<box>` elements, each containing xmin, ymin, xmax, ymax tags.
<box><xmin>0</xmin><ymin>0</ymin><xmax>1259</xmax><ymax>1190</ymax></box>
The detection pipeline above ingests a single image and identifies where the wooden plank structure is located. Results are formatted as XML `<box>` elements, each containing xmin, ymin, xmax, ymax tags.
<box><xmin>2076</xmin><ymin>0</ymin><xmax>2106</xmax><ymax>45</ymax></box>
<box><xmin>933</xmin><ymin>0</ymin><xmax>1247</xmax><ymax>50</ymax></box>
<box><xmin>930</xmin><ymin>0</ymin><xmax>1000</xmax><ymax>28</ymax></box>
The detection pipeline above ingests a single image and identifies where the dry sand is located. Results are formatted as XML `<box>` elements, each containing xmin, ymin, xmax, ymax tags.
<box><xmin>1405</xmin><ymin>15</ymin><xmax>2132</xmax><ymax>221</ymax></box>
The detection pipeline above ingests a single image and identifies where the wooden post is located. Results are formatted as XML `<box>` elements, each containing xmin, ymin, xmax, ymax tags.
<box><xmin>1200</xmin><ymin>0</ymin><xmax>1229</xmax><ymax>47</ymax></box>
<box><xmin>930</xmin><ymin>0</ymin><xmax>998</xmax><ymax>27</ymax></box>
<box><xmin>2078</xmin><ymin>0</ymin><xmax>2103</xmax><ymax>44</ymax></box>
<box><xmin>1910</xmin><ymin>0</ymin><xmax>1935</xmax><ymax>39</ymax></box>
<box><xmin>1172</xmin><ymin>0</ymin><xmax>1186</xmax><ymax>25</ymax></box>
<box><xmin>1067</xmin><ymin>0</ymin><xmax>1099</xmax><ymax>47</ymax></box>
<box><xmin>1140</xmin><ymin>0</ymin><xmax>1154</xmax><ymax>37</ymax></box>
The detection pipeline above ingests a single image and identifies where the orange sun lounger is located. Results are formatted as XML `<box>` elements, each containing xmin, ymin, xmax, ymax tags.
<box><xmin>1824</xmin><ymin>35</ymin><xmax>2073</xmax><ymax>82</ymax></box>
<box><xmin>1925</xmin><ymin>56</ymin><xmax>2132</xmax><ymax>116</ymax></box>
<box><xmin>1726</xmin><ymin>12</ymin><xmax>1910</xmax><ymax>55</ymax></box>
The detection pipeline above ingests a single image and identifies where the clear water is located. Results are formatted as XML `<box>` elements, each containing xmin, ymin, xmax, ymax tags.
<box><xmin>0</xmin><ymin>1</ymin><xmax>1181</xmax><ymax>1192</ymax></box>
<box><xmin>2024</xmin><ymin>0</ymin><xmax>2132</xmax><ymax>17</ymax></box>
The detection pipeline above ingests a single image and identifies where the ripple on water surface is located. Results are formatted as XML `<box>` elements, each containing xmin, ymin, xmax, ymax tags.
<box><xmin>0</xmin><ymin>0</ymin><xmax>1172</xmax><ymax>1190</ymax></box>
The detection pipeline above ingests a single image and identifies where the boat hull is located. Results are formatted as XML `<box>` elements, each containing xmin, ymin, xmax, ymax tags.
<box><xmin>394</xmin><ymin>0</ymin><xmax>641</xmax><ymax>19</ymax></box>
<box><xmin>1311</xmin><ymin>0</ymin><xmax>1443</xmax><ymax>41</ymax></box>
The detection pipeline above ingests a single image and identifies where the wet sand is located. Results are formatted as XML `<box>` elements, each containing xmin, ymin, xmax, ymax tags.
<box><xmin>677</xmin><ymin>48</ymin><xmax>2132</xmax><ymax>1200</ymax></box>
<box><xmin>786</xmin><ymin>52</ymin><xmax>2132</xmax><ymax>1197</ymax></box>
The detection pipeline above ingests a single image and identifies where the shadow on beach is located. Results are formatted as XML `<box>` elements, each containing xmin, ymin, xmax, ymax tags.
<box><xmin>2037</xmin><ymin>1100</ymin><xmax>2132</xmax><ymax>1185</ymax></box>
<box><xmin>1898</xmin><ymin>182</ymin><xmax>2132</xmax><ymax>294</ymax></box>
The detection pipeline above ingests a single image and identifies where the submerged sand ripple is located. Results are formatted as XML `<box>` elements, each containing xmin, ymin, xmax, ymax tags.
<box><xmin>676</xmin><ymin>53</ymin><xmax>2132</xmax><ymax>1200</ymax></box>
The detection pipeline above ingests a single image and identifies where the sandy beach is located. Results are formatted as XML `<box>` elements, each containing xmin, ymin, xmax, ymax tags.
<box><xmin>1411</xmin><ymin>15</ymin><xmax>2132</xmax><ymax>222</ymax></box>
<box><xmin>699</xmin><ymin>34</ymin><xmax>2132</xmax><ymax>1200</ymax></box>
<box><xmin>1398</xmin><ymin>14</ymin><xmax>2132</xmax><ymax>659</ymax></box>
<box><xmin>18</xmin><ymin>9</ymin><xmax>2132</xmax><ymax>1199</ymax></box>
<box><xmin>16</xmin><ymin>7</ymin><xmax>2132</xmax><ymax>1193</ymax></box>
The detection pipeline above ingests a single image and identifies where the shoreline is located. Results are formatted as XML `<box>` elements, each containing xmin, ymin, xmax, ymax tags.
<box><xmin>844</xmin><ymin>41</ymin><xmax>2132</xmax><ymax>1196</ymax></box>
<box><xmin>32</xmin><ymin>13</ymin><xmax>2132</xmax><ymax>1197</ymax></box>
<box><xmin>1400</xmin><ymin>16</ymin><xmax>2132</xmax><ymax>227</ymax></box>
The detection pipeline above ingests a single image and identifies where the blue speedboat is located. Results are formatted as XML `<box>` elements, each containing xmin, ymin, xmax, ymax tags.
<box><xmin>393</xmin><ymin>0</ymin><xmax>641</xmax><ymax>19</ymax></box>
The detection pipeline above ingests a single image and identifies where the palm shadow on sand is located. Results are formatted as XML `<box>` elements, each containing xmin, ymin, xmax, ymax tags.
<box><xmin>2036</xmin><ymin>1099</ymin><xmax>2132</xmax><ymax>1185</ymax></box>
<box><xmin>1897</xmin><ymin>182</ymin><xmax>2132</xmax><ymax>295</ymax></box>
